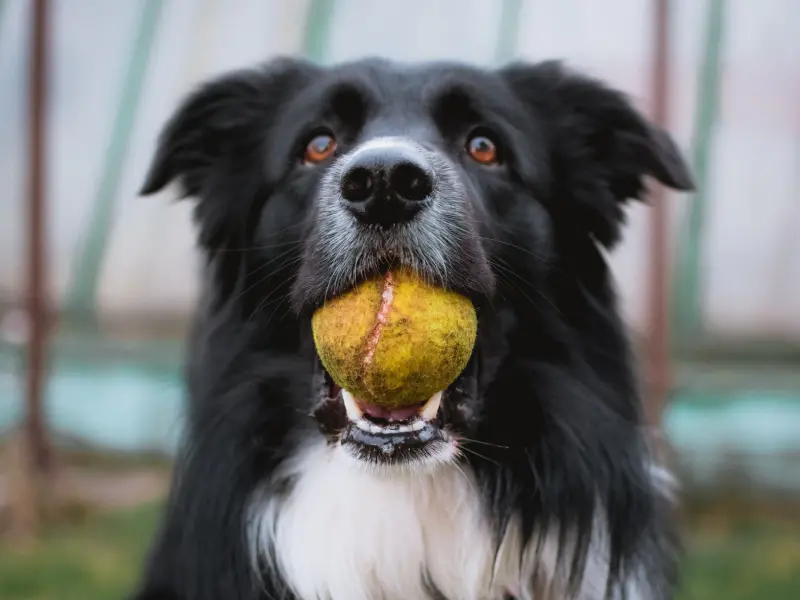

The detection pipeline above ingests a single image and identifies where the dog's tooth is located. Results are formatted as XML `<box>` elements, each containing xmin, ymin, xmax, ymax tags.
<box><xmin>356</xmin><ymin>419</ymin><xmax>372</xmax><ymax>432</ymax></box>
<box><xmin>342</xmin><ymin>389</ymin><xmax>363</xmax><ymax>420</ymax></box>
<box><xmin>411</xmin><ymin>420</ymin><xmax>425</xmax><ymax>431</ymax></box>
<box><xmin>396</xmin><ymin>424</ymin><xmax>411</xmax><ymax>433</ymax></box>
<box><xmin>419</xmin><ymin>391</ymin><xmax>443</xmax><ymax>421</ymax></box>
<box><xmin>369</xmin><ymin>423</ymin><xmax>383</xmax><ymax>434</ymax></box>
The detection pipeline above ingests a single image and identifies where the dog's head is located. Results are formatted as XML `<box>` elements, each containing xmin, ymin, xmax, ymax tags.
<box><xmin>142</xmin><ymin>57</ymin><xmax>692</xmax><ymax>471</ymax></box>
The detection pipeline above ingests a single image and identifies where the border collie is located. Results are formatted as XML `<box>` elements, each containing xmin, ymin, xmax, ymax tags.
<box><xmin>131</xmin><ymin>57</ymin><xmax>693</xmax><ymax>600</ymax></box>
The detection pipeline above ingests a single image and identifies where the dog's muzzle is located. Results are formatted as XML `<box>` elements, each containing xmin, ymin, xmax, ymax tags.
<box><xmin>298</xmin><ymin>137</ymin><xmax>492</xmax><ymax>469</ymax></box>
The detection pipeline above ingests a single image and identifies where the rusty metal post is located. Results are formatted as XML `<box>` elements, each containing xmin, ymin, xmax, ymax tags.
<box><xmin>9</xmin><ymin>0</ymin><xmax>53</xmax><ymax>540</ymax></box>
<box><xmin>645</xmin><ymin>0</ymin><xmax>672</xmax><ymax>431</ymax></box>
<box><xmin>26</xmin><ymin>0</ymin><xmax>53</xmax><ymax>474</ymax></box>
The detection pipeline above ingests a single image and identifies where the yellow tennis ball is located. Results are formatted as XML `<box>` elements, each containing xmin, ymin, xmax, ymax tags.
<box><xmin>312</xmin><ymin>269</ymin><xmax>477</xmax><ymax>408</ymax></box>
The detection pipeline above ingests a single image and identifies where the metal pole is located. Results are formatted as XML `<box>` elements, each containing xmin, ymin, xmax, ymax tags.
<box><xmin>26</xmin><ymin>0</ymin><xmax>52</xmax><ymax>473</ymax></box>
<box><xmin>494</xmin><ymin>0</ymin><xmax>523</xmax><ymax>65</ymax></box>
<box><xmin>302</xmin><ymin>0</ymin><xmax>336</xmax><ymax>63</ymax></box>
<box><xmin>0</xmin><ymin>0</ymin><xmax>9</xmax><ymax>42</ymax></box>
<box><xmin>645</xmin><ymin>0</ymin><xmax>671</xmax><ymax>430</ymax></box>
<box><xmin>672</xmin><ymin>0</ymin><xmax>725</xmax><ymax>340</ymax></box>
<box><xmin>64</xmin><ymin>0</ymin><xmax>164</xmax><ymax>322</ymax></box>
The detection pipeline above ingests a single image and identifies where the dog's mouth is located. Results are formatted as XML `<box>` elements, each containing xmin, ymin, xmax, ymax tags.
<box><xmin>311</xmin><ymin>358</ymin><xmax>478</xmax><ymax>467</ymax></box>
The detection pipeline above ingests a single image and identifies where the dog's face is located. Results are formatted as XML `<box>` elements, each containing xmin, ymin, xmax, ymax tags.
<box><xmin>142</xmin><ymin>58</ymin><xmax>692</xmax><ymax>472</ymax></box>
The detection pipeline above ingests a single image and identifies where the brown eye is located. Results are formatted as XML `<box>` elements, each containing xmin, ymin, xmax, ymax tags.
<box><xmin>304</xmin><ymin>133</ymin><xmax>337</xmax><ymax>164</ymax></box>
<box><xmin>466</xmin><ymin>134</ymin><xmax>499</xmax><ymax>165</ymax></box>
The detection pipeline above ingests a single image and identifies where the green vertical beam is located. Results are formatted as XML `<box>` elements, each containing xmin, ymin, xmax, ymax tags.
<box><xmin>494</xmin><ymin>0</ymin><xmax>524</xmax><ymax>64</ymax></box>
<box><xmin>302</xmin><ymin>0</ymin><xmax>336</xmax><ymax>63</ymax></box>
<box><xmin>65</xmin><ymin>0</ymin><xmax>165</xmax><ymax>320</ymax></box>
<box><xmin>0</xmin><ymin>0</ymin><xmax>6</xmax><ymax>37</ymax></box>
<box><xmin>0</xmin><ymin>0</ymin><xmax>10</xmax><ymax>53</ymax></box>
<box><xmin>672</xmin><ymin>0</ymin><xmax>726</xmax><ymax>340</ymax></box>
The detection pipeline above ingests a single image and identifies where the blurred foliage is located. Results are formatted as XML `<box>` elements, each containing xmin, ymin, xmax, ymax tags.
<box><xmin>679</xmin><ymin>517</ymin><xmax>800</xmax><ymax>599</ymax></box>
<box><xmin>0</xmin><ymin>504</ymin><xmax>158</xmax><ymax>600</ymax></box>
<box><xmin>0</xmin><ymin>500</ymin><xmax>798</xmax><ymax>600</ymax></box>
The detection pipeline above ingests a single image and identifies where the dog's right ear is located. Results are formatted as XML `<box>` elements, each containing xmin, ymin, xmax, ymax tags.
<box><xmin>140</xmin><ymin>57</ymin><xmax>312</xmax><ymax>199</ymax></box>
<box><xmin>140</xmin><ymin>58</ymin><xmax>314</xmax><ymax>257</ymax></box>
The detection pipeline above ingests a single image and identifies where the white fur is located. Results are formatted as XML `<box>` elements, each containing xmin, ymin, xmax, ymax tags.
<box><xmin>248</xmin><ymin>441</ymin><xmax>657</xmax><ymax>600</ymax></box>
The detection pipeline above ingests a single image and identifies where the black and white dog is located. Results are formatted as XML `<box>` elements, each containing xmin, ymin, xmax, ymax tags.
<box><xmin>132</xmin><ymin>58</ymin><xmax>693</xmax><ymax>600</ymax></box>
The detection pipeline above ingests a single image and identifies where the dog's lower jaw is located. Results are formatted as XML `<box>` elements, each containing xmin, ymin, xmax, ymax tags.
<box><xmin>247</xmin><ymin>440</ymin><xmax>655</xmax><ymax>600</ymax></box>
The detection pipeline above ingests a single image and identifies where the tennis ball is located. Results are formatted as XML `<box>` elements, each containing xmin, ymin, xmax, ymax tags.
<box><xmin>312</xmin><ymin>269</ymin><xmax>477</xmax><ymax>409</ymax></box>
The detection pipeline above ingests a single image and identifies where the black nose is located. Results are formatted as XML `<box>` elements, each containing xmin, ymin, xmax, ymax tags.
<box><xmin>340</xmin><ymin>144</ymin><xmax>434</xmax><ymax>227</ymax></box>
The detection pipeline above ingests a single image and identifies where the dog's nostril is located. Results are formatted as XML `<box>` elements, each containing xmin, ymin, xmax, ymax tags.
<box><xmin>341</xmin><ymin>166</ymin><xmax>374</xmax><ymax>203</ymax></box>
<box><xmin>337</xmin><ymin>141</ymin><xmax>436</xmax><ymax>227</ymax></box>
<box><xmin>390</xmin><ymin>163</ymin><xmax>433</xmax><ymax>202</ymax></box>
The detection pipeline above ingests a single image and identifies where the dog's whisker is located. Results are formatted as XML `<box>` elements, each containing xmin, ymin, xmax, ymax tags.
<box><xmin>476</xmin><ymin>235</ymin><xmax>551</xmax><ymax>261</ymax></box>
<box><xmin>489</xmin><ymin>258</ymin><xmax>563</xmax><ymax>317</ymax></box>
<box><xmin>228</xmin><ymin>249</ymin><xmax>303</xmax><ymax>307</ymax></box>
<box><xmin>451</xmin><ymin>455</ymin><xmax>478</xmax><ymax>496</ymax></box>
<box><xmin>214</xmin><ymin>239</ymin><xmax>305</xmax><ymax>254</ymax></box>
<box><xmin>457</xmin><ymin>436</ymin><xmax>510</xmax><ymax>450</ymax></box>
<box><xmin>459</xmin><ymin>445</ymin><xmax>502</xmax><ymax>468</ymax></box>
<box><xmin>246</xmin><ymin>262</ymin><xmax>304</xmax><ymax>322</ymax></box>
<box><xmin>213</xmin><ymin>223</ymin><xmax>309</xmax><ymax>252</ymax></box>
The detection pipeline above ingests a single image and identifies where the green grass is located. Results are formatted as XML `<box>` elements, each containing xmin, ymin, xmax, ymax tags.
<box><xmin>1</xmin><ymin>503</ymin><xmax>798</xmax><ymax>600</ymax></box>
<box><xmin>678</xmin><ymin>517</ymin><xmax>800</xmax><ymax>600</ymax></box>
<box><xmin>0</xmin><ymin>504</ymin><xmax>160</xmax><ymax>600</ymax></box>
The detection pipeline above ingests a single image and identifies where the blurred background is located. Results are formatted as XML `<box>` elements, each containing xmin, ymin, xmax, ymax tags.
<box><xmin>0</xmin><ymin>0</ymin><xmax>797</xmax><ymax>598</ymax></box>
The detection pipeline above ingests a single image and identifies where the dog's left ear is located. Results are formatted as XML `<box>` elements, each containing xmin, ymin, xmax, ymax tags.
<box><xmin>502</xmin><ymin>61</ymin><xmax>694</xmax><ymax>248</ymax></box>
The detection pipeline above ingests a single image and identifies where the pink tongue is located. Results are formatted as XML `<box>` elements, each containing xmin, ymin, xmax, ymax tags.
<box><xmin>358</xmin><ymin>400</ymin><xmax>422</xmax><ymax>422</ymax></box>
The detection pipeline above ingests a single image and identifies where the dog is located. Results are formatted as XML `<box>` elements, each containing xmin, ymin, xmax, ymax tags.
<box><xmin>131</xmin><ymin>57</ymin><xmax>693</xmax><ymax>600</ymax></box>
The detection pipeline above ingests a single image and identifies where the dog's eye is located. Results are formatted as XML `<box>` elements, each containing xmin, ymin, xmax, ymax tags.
<box><xmin>304</xmin><ymin>133</ymin><xmax>337</xmax><ymax>164</ymax></box>
<box><xmin>466</xmin><ymin>134</ymin><xmax>499</xmax><ymax>165</ymax></box>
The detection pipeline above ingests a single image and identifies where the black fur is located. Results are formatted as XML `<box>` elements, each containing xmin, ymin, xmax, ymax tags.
<box><xmin>132</xmin><ymin>57</ymin><xmax>693</xmax><ymax>600</ymax></box>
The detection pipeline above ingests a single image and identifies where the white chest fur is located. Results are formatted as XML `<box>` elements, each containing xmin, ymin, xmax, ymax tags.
<box><xmin>248</xmin><ymin>442</ymin><xmax>639</xmax><ymax>600</ymax></box>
